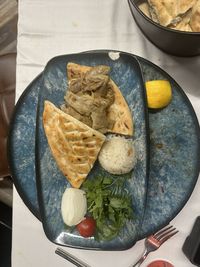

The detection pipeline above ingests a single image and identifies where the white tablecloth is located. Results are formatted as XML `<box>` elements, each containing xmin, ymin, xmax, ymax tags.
<box><xmin>13</xmin><ymin>1</ymin><xmax>200</xmax><ymax>266</ymax></box>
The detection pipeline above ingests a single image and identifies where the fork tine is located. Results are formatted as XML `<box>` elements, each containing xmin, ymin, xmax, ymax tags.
<box><xmin>156</xmin><ymin>227</ymin><xmax>176</xmax><ymax>240</ymax></box>
<box><xmin>160</xmin><ymin>229</ymin><xmax>179</xmax><ymax>244</ymax></box>
<box><xmin>153</xmin><ymin>225</ymin><xmax>172</xmax><ymax>238</ymax></box>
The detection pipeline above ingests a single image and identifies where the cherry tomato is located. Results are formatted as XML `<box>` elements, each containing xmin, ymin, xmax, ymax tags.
<box><xmin>77</xmin><ymin>217</ymin><xmax>96</xmax><ymax>237</ymax></box>
<box><xmin>147</xmin><ymin>260</ymin><xmax>174</xmax><ymax>267</ymax></box>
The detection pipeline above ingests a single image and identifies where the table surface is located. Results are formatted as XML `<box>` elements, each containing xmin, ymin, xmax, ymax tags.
<box><xmin>12</xmin><ymin>1</ymin><xmax>200</xmax><ymax>266</ymax></box>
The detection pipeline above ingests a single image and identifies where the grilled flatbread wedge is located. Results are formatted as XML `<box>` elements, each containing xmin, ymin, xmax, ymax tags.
<box><xmin>43</xmin><ymin>100</ymin><xmax>106</xmax><ymax>188</ymax></box>
<box><xmin>67</xmin><ymin>62</ymin><xmax>133</xmax><ymax>136</ymax></box>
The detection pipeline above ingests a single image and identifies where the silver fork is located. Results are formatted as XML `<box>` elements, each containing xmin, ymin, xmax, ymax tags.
<box><xmin>132</xmin><ymin>225</ymin><xmax>178</xmax><ymax>267</ymax></box>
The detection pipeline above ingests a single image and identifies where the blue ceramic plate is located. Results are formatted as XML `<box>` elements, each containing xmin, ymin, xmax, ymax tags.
<box><xmin>35</xmin><ymin>52</ymin><xmax>149</xmax><ymax>250</ymax></box>
<box><xmin>8</xmin><ymin>50</ymin><xmax>200</xmax><ymax>250</ymax></box>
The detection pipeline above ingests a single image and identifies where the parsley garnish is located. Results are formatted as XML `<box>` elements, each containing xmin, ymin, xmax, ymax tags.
<box><xmin>82</xmin><ymin>176</ymin><xmax>133</xmax><ymax>241</ymax></box>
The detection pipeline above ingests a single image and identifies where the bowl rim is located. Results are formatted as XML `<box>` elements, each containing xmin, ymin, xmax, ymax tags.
<box><xmin>129</xmin><ymin>0</ymin><xmax>200</xmax><ymax>36</ymax></box>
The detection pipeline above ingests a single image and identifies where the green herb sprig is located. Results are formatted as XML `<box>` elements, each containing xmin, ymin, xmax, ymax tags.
<box><xmin>82</xmin><ymin>176</ymin><xmax>133</xmax><ymax>241</ymax></box>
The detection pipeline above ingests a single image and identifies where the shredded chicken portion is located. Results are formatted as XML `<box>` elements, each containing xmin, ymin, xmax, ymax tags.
<box><xmin>61</xmin><ymin>65</ymin><xmax>115</xmax><ymax>133</ymax></box>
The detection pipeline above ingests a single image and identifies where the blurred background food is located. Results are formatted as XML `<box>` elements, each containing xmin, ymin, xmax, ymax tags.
<box><xmin>138</xmin><ymin>0</ymin><xmax>200</xmax><ymax>32</ymax></box>
<box><xmin>128</xmin><ymin>0</ymin><xmax>200</xmax><ymax>56</ymax></box>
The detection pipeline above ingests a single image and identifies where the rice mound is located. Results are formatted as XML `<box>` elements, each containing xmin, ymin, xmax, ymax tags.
<box><xmin>98</xmin><ymin>135</ymin><xmax>136</xmax><ymax>175</ymax></box>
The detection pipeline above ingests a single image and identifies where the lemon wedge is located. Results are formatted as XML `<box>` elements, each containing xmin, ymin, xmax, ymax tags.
<box><xmin>145</xmin><ymin>80</ymin><xmax>172</xmax><ymax>109</ymax></box>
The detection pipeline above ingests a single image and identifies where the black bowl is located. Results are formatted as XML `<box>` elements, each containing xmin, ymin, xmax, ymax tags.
<box><xmin>128</xmin><ymin>0</ymin><xmax>200</xmax><ymax>57</ymax></box>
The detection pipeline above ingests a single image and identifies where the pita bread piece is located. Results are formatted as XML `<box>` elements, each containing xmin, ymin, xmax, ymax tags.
<box><xmin>67</xmin><ymin>62</ymin><xmax>134</xmax><ymax>136</ymax></box>
<box><xmin>43</xmin><ymin>100</ymin><xmax>106</xmax><ymax>188</ymax></box>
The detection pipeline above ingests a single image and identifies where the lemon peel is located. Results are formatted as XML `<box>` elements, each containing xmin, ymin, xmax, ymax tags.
<box><xmin>145</xmin><ymin>80</ymin><xmax>172</xmax><ymax>109</ymax></box>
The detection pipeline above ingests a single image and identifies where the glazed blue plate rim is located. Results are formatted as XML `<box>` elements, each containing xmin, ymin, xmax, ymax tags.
<box><xmin>8</xmin><ymin>73</ymin><xmax>42</xmax><ymax>220</ymax></box>
<box><xmin>35</xmin><ymin>51</ymin><xmax>150</xmax><ymax>250</ymax></box>
<box><xmin>7</xmin><ymin>50</ymin><xmax>200</xmax><ymax>249</ymax></box>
